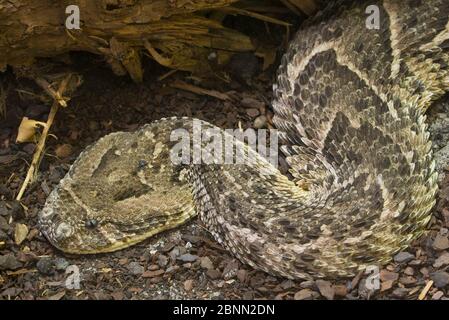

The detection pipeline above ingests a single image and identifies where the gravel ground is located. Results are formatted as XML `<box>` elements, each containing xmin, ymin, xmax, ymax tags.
<box><xmin>1</xmin><ymin>55</ymin><xmax>449</xmax><ymax>300</ymax></box>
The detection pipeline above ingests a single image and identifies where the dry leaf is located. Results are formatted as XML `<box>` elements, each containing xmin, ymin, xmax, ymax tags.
<box><xmin>14</xmin><ymin>223</ymin><xmax>29</xmax><ymax>245</ymax></box>
<box><xmin>16</xmin><ymin>117</ymin><xmax>46</xmax><ymax>143</ymax></box>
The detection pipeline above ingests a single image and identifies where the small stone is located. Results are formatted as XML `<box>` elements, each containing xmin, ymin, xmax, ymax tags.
<box><xmin>157</xmin><ymin>254</ymin><xmax>169</xmax><ymax>268</ymax></box>
<box><xmin>127</xmin><ymin>262</ymin><xmax>144</xmax><ymax>275</ymax></box>
<box><xmin>36</xmin><ymin>257</ymin><xmax>55</xmax><ymax>275</ymax></box>
<box><xmin>399</xmin><ymin>276</ymin><xmax>417</xmax><ymax>285</ymax></box>
<box><xmin>206</xmin><ymin>269</ymin><xmax>222</xmax><ymax>280</ymax></box>
<box><xmin>434</xmin><ymin>252</ymin><xmax>449</xmax><ymax>268</ymax></box>
<box><xmin>294</xmin><ymin>289</ymin><xmax>313</xmax><ymax>300</ymax></box>
<box><xmin>168</xmin><ymin>247</ymin><xmax>180</xmax><ymax>261</ymax></box>
<box><xmin>253</xmin><ymin>115</ymin><xmax>267</xmax><ymax>129</ymax></box>
<box><xmin>430</xmin><ymin>271</ymin><xmax>449</xmax><ymax>288</ymax></box>
<box><xmin>394</xmin><ymin>251</ymin><xmax>414</xmax><ymax>264</ymax></box>
<box><xmin>381</xmin><ymin>280</ymin><xmax>394</xmax><ymax>292</ymax></box>
<box><xmin>237</xmin><ymin>269</ymin><xmax>247</xmax><ymax>283</ymax></box>
<box><xmin>432</xmin><ymin>291</ymin><xmax>444</xmax><ymax>300</ymax></box>
<box><xmin>420</xmin><ymin>267</ymin><xmax>429</xmax><ymax>276</ymax></box>
<box><xmin>54</xmin><ymin>258</ymin><xmax>69</xmax><ymax>271</ymax></box>
<box><xmin>280</xmin><ymin>279</ymin><xmax>295</xmax><ymax>290</ymax></box>
<box><xmin>0</xmin><ymin>202</ymin><xmax>8</xmax><ymax>216</ymax></box>
<box><xmin>442</xmin><ymin>208</ymin><xmax>449</xmax><ymax>228</ymax></box>
<box><xmin>200</xmin><ymin>256</ymin><xmax>214</xmax><ymax>270</ymax></box>
<box><xmin>316</xmin><ymin>280</ymin><xmax>334</xmax><ymax>300</ymax></box>
<box><xmin>184</xmin><ymin>279</ymin><xmax>194</xmax><ymax>292</ymax></box>
<box><xmin>241</xmin><ymin>97</ymin><xmax>265</xmax><ymax>109</ymax></box>
<box><xmin>404</xmin><ymin>267</ymin><xmax>414</xmax><ymax>276</ymax></box>
<box><xmin>14</xmin><ymin>223</ymin><xmax>28</xmax><ymax>245</ymax></box>
<box><xmin>10</xmin><ymin>201</ymin><xmax>25</xmax><ymax>220</ymax></box>
<box><xmin>300</xmin><ymin>280</ymin><xmax>315</xmax><ymax>289</ymax></box>
<box><xmin>0</xmin><ymin>254</ymin><xmax>23</xmax><ymax>271</ymax></box>
<box><xmin>391</xmin><ymin>288</ymin><xmax>409</xmax><ymax>298</ymax></box>
<box><xmin>0</xmin><ymin>230</ymin><xmax>8</xmax><ymax>241</ymax></box>
<box><xmin>246</xmin><ymin>108</ymin><xmax>260</xmax><ymax>118</ymax></box>
<box><xmin>433</xmin><ymin>234</ymin><xmax>449</xmax><ymax>251</ymax></box>
<box><xmin>380</xmin><ymin>270</ymin><xmax>399</xmax><ymax>282</ymax></box>
<box><xmin>0</xmin><ymin>216</ymin><xmax>9</xmax><ymax>232</ymax></box>
<box><xmin>148</xmin><ymin>264</ymin><xmax>159</xmax><ymax>271</ymax></box>
<box><xmin>177</xmin><ymin>253</ymin><xmax>198</xmax><ymax>263</ymax></box>
<box><xmin>142</xmin><ymin>269</ymin><xmax>164</xmax><ymax>278</ymax></box>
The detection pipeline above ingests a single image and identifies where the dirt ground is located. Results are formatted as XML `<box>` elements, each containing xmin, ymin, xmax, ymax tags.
<box><xmin>1</xmin><ymin>53</ymin><xmax>449</xmax><ymax>300</ymax></box>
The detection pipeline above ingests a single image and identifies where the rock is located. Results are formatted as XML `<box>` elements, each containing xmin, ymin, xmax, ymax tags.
<box><xmin>280</xmin><ymin>279</ymin><xmax>295</xmax><ymax>290</ymax></box>
<box><xmin>237</xmin><ymin>269</ymin><xmax>247</xmax><ymax>283</ymax></box>
<box><xmin>200</xmin><ymin>256</ymin><xmax>214</xmax><ymax>270</ymax></box>
<box><xmin>9</xmin><ymin>201</ymin><xmax>25</xmax><ymax>220</ymax></box>
<box><xmin>0</xmin><ymin>216</ymin><xmax>9</xmax><ymax>231</ymax></box>
<box><xmin>148</xmin><ymin>264</ymin><xmax>159</xmax><ymax>271</ymax></box>
<box><xmin>168</xmin><ymin>247</ymin><xmax>180</xmax><ymax>261</ymax></box>
<box><xmin>54</xmin><ymin>258</ymin><xmax>69</xmax><ymax>271</ymax></box>
<box><xmin>391</xmin><ymin>288</ymin><xmax>409</xmax><ymax>298</ymax></box>
<box><xmin>184</xmin><ymin>279</ymin><xmax>194</xmax><ymax>292</ymax></box>
<box><xmin>14</xmin><ymin>223</ymin><xmax>28</xmax><ymax>245</ymax></box>
<box><xmin>242</xmin><ymin>291</ymin><xmax>254</xmax><ymax>300</ymax></box>
<box><xmin>433</xmin><ymin>234</ymin><xmax>449</xmax><ymax>251</ymax></box>
<box><xmin>294</xmin><ymin>289</ymin><xmax>313</xmax><ymax>300</ymax></box>
<box><xmin>127</xmin><ymin>262</ymin><xmax>144</xmax><ymax>275</ymax></box>
<box><xmin>36</xmin><ymin>257</ymin><xmax>55</xmax><ymax>275</ymax></box>
<box><xmin>157</xmin><ymin>254</ymin><xmax>169</xmax><ymax>268</ymax></box>
<box><xmin>0</xmin><ymin>254</ymin><xmax>23</xmax><ymax>271</ymax></box>
<box><xmin>434</xmin><ymin>252</ymin><xmax>449</xmax><ymax>268</ymax></box>
<box><xmin>380</xmin><ymin>270</ymin><xmax>399</xmax><ymax>282</ymax></box>
<box><xmin>404</xmin><ymin>267</ymin><xmax>414</xmax><ymax>276</ymax></box>
<box><xmin>316</xmin><ymin>280</ymin><xmax>334</xmax><ymax>300</ymax></box>
<box><xmin>381</xmin><ymin>280</ymin><xmax>394</xmax><ymax>292</ymax></box>
<box><xmin>430</xmin><ymin>271</ymin><xmax>449</xmax><ymax>288</ymax></box>
<box><xmin>300</xmin><ymin>280</ymin><xmax>315</xmax><ymax>289</ymax></box>
<box><xmin>241</xmin><ymin>97</ymin><xmax>265</xmax><ymax>110</ymax></box>
<box><xmin>432</xmin><ymin>291</ymin><xmax>445</xmax><ymax>300</ymax></box>
<box><xmin>253</xmin><ymin>115</ymin><xmax>267</xmax><ymax>129</ymax></box>
<box><xmin>0</xmin><ymin>230</ymin><xmax>8</xmax><ymax>241</ymax></box>
<box><xmin>393</xmin><ymin>251</ymin><xmax>414</xmax><ymax>264</ymax></box>
<box><xmin>246</xmin><ymin>108</ymin><xmax>260</xmax><ymax>118</ymax></box>
<box><xmin>177</xmin><ymin>253</ymin><xmax>198</xmax><ymax>263</ymax></box>
<box><xmin>206</xmin><ymin>269</ymin><xmax>222</xmax><ymax>280</ymax></box>
<box><xmin>0</xmin><ymin>201</ymin><xmax>8</xmax><ymax>216</ymax></box>
<box><xmin>399</xmin><ymin>276</ymin><xmax>417</xmax><ymax>286</ymax></box>
<box><xmin>441</xmin><ymin>208</ymin><xmax>449</xmax><ymax>228</ymax></box>
<box><xmin>142</xmin><ymin>269</ymin><xmax>164</xmax><ymax>278</ymax></box>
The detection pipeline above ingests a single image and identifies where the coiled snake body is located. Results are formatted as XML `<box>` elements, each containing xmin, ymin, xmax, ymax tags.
<box><xmin>39</xmin><ymin>0</ymin><xmax>449</xmax><ymax>279</ymax></box>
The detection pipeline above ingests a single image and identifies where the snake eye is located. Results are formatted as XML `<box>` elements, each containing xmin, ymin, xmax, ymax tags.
<box><xmin>85</xmin><ymin>219</ymin><xmax>99</xmax><ymax>229</ymax></box>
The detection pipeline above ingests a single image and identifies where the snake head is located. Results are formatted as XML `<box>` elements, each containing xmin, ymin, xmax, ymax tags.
<box><xmin>38</xmin><ymin>121</ymin><xmax>196</xmax><ymax>254</ymax></box>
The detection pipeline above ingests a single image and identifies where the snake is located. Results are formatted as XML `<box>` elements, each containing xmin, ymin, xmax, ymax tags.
<box><xmin>38</xmin><ymin>0</ymin><xmax>449</xmax><ymax>279</ymax></box>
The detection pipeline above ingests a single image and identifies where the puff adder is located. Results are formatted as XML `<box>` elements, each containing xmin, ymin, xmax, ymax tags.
<box><xmin>39</xmin><ymin>0</ymin><xmax>449</xmax><ymax>279</ymax></box>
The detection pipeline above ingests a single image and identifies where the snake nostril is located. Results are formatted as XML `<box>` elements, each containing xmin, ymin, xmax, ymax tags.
<box><xmin>85</xmin><ymin>219</ymin><xmax>99</xmax><ymax>229</ymax></box>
